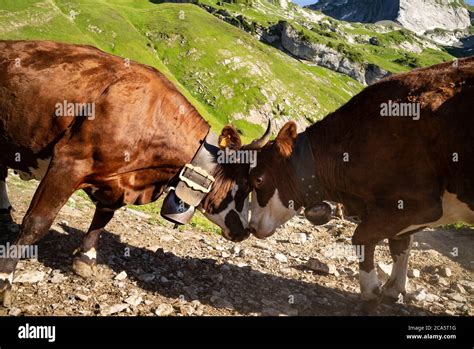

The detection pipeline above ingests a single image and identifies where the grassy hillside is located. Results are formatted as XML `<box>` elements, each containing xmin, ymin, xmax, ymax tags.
<box><xmin>0</xmin><ymin>0</ymin><xmax>366</xmax><ymax>137</ymax></box>
<box><xmin>198</xmin><ymin>0</ymin><xmax>455</xmax><ymax>74</ymax></box>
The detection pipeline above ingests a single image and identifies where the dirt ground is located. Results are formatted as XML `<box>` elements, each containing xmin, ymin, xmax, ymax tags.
<box><xmin>0</xmin><ymin>174</ymin><xmax>472</xmax><ymax>316</ymax></box>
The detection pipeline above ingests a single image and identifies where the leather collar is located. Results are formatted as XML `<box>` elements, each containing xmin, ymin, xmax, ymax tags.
<box><xmin>174</xmin><ymin>130</ymin><xmax>220</xmax><ymax>207</ymax></box>
<box><xmin>289</xmin><ymin>131</ymin><xmax>322</xmax><ymax>208</ymax></box>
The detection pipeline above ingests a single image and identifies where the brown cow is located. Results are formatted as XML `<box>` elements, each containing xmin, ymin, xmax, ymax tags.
<box><xmin>0</xmin><ymin>40</ymin><xmax>265</xmax><ymax>306</ymax></box>
<box><xmin>245</xmin><ymin>57</ymin><xmax>474</xmax><ymax>309</ymax></box>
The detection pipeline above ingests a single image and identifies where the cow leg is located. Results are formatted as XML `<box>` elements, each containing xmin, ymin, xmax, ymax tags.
<box><xmin>352</xmin><ymin>216</ymin><xmax>394</xmax><ymax>311</ymax></box>
<box><xmin>73</xmin><ymin>207</ymin><xmax>115</xmax><ymax>278</ymax></box>
<box><xmin>382</xmin><ymin>235</ymin><xmax>413</xmax><ymax>302</ymax></box>
<box><xmin>0</xmin><ymin>166</ymin><xmax>13</xmax><ymax>224</ymax></box>
<box><xmin>0</xmin><ymin>163</ymin><xmax>80</xmax><ymax>307</ymax></box>
<box><xmin>353</xmin><ymin>232</ymin><xmax>380</xmax><ymax>302</ymax></box>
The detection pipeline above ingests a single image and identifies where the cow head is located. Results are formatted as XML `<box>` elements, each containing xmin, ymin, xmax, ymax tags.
<box><xmin>248</xmin><ymin>121</ymin><xmax>311</xmax><ymax>239</ymax></box>
<box><xmin>200</xmin><ymin>121</ymin><xmax>272</xmax><ymax>242</ymax></box>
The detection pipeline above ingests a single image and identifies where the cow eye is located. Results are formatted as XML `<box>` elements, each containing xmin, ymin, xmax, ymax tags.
<box><xmin>254</xmin><ymin>176</ymin><xmax>264</xmax><ymax>188</ymax></box>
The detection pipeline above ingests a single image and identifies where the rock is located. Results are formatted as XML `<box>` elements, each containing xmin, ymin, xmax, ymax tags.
<box><xmin>50</xmin><ymin>273</ymin><xmax>66</xmax><ymax>284</ymax></box>
<box><xmin>310</xmin><ymin>0</ymin><xmax>471</xmax><ymax>34</ymax></box>
<box><xmin>288</xmin><ymin>233</ymin><xmax>307</xmax><ymax>244</ymax></box>
<box><xmin>114</xmin><ymin>271</ymin><xmax>127</xmax><ymax>281</ymax></box>
<box><xmin>411</xmin><ymin>289</ymin><xmax>427</xmax><ymax>302</ymax></box>
<box><xmin>261</xmin><ymin>307</ymin><xmax>281</xmax><ymax>316</ymax></box>
<box><xmin>429</xmin><ymin>274</ymin><xmax>441</xmax><ymax>284</ymax></box>
<box><xmin>274</xmin><ymin>253</ymin><xmax>288</xmax><ymax>263</ymax></box>
<box><xmin>75</xmin><ymin>293</ymin><xmax>89</xmax><ymax>302</ymax></box>
<box><xmin>138</xmin><ymin>273</ymin><xmax>155</xmax><ymax>282</ymax></box>
<box><xmin>452</xmin><ymin>283</ymin><xmax>466</xmax><ymax>294</ymax></box>
<box><xmin>13</xmin><ymin>271</ymin><xmax>45</xmax><ymax>284</ymax></box>
<box><xmin>290</xmin><ymin>293</ymin><xmax>308</xmax><ymax>306</ymax></box>
<box><xmin>125</xmin><ymin>294</ymin><xmax>142</xmax><ymax>307</ymax></box>
<box><xmin>364</xmin><ymin>64</ymin><xmax>390</xmax><ymax>85</ymax></box>
<box><xmin>458</xmin><ymin>280</ymin><xmax>474</xmax><ymax>294</ymax></box>
<box><xmin>230</xmin><ymin>246</ymin><xmax>241</xmax><ymax>256</ymax></box>
<box><xmin>8</xmin><ymin>307</ymin><xmax>21</xmax><ymax>316</ymax></box>
<box><xmin>438</xmin><ymin>277</ymin><xmax>450</xmax><ymax>286</ymax></box>
<box><xmin>447</xmin><ymin>293</ymin><xmax>466</xmax><ymax>303</ymax></box>
<box><xmin>155</xmin><ymin>304</ymin><xmax>174</xmax><ymax>316</ymax></box>
<box><xmin>211</xmin><ymin>273</ymin><xmax>224</xmax><ymax>284</ymax></box>
<box><xmin>160</xmin><ymin>276</ymin><xmax>169</xmax><ymax>283</ymax></box>
<box><xmin>180</xmin><ymin>304</ymin><xmax>195</xmax><ymax>316</ymax></box>
<box><xmin>408</xmin><ymin>269</ymin><xmax>420</xmax><ymax>278</ymax></box>
<box><xmin>377</xmin><ymin>262</ymin><xmax>393</xmax><ymax>282</ymax></box>
<box><xmin>254</xmin><ymin>241</ymin><xmax>271</xmax><ymax>251</ymax></box>
<box><xmin>102</xmin><ymin>303</ymin><xmax>129</xmax><ymax>315</ymax></box>
<box><xmin>306</xmin><ymin>258</ymin><xmax>338</xmax><ymax>275</ymax></box>
<box><xmin>439</xmin><ymin>267</ymin><xmax>452</xmax><ymax>277</ymax></box>
<box><xmin>285</xmin><ymin>308</ymin><xmax>299</xmax><ymax>316</ymax></box>
<box><xmin>425</xmin><ymin>293</ymin><xmax>440</xmax><ymax>303</ymax></box>
<box><xmin>369</xmin><ymin>37</ymin><xmax>380</xmax><ymax>46</ymax></box>
<box><xmin>211</xmin><ymin>297</ymin><xmax>234</xmax><ymax>310</ymax></box>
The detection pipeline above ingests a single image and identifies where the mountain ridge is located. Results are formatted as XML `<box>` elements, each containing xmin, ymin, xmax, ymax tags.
<box><xmin>308</xmin><ymin>0</ymin><xmax>471</xmax><ymax>34</ymax></box>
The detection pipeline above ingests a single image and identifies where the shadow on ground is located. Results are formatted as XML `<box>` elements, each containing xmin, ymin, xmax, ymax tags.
<box><xmin>0</xmin><ymin>221</ymin><xmax>441</xmax><ymax>316</ymax></box>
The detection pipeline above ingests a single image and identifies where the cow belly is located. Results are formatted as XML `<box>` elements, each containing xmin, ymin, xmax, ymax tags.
<box><xmin>13</xmin><ymin>157</ymin><xmax>51</xmax><ymax>181</ymax></box>
<box><xmin>398</xmin><ymin>191</ymin><xmax>474</xmax><ymax>236</ymax></box>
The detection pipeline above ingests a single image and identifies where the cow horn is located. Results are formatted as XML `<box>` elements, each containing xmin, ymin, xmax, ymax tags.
<box><xmin>242</xmin><ymin>119</ymin><xmax>272</xmax><ymax>150</ymax></box>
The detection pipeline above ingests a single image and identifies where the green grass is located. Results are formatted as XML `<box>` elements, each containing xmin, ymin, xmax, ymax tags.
<box><xmin>0</xmin><ymin>0</ymin><xmax>365</xmax><ymax>138</ymax></box>
<box><xmin>0</xmin><ymin>0</ymin><xmax>224</xmax><ymax>131</ymax></box>
<box><xmin>130</xmin><ymin>198</ymin><xmax>221</xmax><ymax>234</ymax></box>
<box><xmin>444</xmin><ymin>222</ymin><xmax>474</xmax><ymax>230</ymax></box>
<box><xmin>0</xmin><ymin>0</ymin><xmax>456</xmax><ymax>234</ymax></box>
<box><xmin>196</xmin><ymin>0</ymin><xmax>454</xmax><ymax>74</ymax></box>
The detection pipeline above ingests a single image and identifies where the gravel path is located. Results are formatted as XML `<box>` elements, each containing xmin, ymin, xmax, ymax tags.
<box><xmin>0</xmin><ymin>175</ymin><xmax>472</xmax><ymax>316</ymax></box>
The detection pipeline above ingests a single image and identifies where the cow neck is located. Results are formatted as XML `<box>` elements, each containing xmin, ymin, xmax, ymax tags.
<box><xmin>288</xmin><ymin>131</ymin><xmax>323</xmax><ymax>208</ymax></box>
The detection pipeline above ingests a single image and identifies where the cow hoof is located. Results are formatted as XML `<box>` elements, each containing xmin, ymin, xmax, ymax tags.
<box><xmin>381</xmin><ymin>288</ymin><xmax>405</xmax><ymax>304</ymax></box>
<box><xmin>72</xmin><ymin>258</ymin><xmax>96</xmax><ymax>278</ymax></box>
<box><xmin>0</xmin><ymin>280</ymin><xmax>12</xmax><ymax>308</ymax></box>
<box><xmin>360</xmin><ymin>284</ymin><xmax>381</xmax><ymax>302</ymax></box>
<box><xmin>360</xmin><ymin>299</ymin><xmax>380</xmax><ymax>315</ymax></box>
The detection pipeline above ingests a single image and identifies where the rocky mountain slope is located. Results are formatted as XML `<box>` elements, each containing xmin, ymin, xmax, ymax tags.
<box><xmin>308</xmin><ymin>0</ymin><xmax>474</xmax><ymax>52</ymax></box>
<box><xmin>1</xmin><ymin>174</ymin><xmax>472</xmax><ymax>316</ymax></box>
<box><xmin>198</xmin><ymin>0</ymin><xmax>454</xmax><ymax>82</ymax></box>
<box><xmin>0</xmin><ymin>0</ymin><xmax>457</xmax><ymax>133</ymax></box>
<box><xmin>0</xmin><ymin>0</ymin><xmax>362</xmax><ymax>133</ymax></box>
<box><xmin>309</xmin><ymin>0</ymin><xmax>471</xmax><ymax>34</ymax></box>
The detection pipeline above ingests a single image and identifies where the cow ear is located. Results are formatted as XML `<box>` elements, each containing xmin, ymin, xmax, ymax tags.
<box><xmin>218</xmin><ymin>125</ymin><xmax>242</xmax><ymax>150</ymax></box>
<box><xmin>275</xmin><ymin>121</ymin><xmax>297</xmax><ymax>158</ymax></box>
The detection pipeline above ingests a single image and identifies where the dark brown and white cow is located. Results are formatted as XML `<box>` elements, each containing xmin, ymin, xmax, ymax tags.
<box><xmin>0</xmin><ymin>40</ymin><xmax>264</xmax><ymax>306</ymax></box>
<box><xmin>246</xmin><ymin>57</ymin><xmax>474</xmax><ymax>307</ymax></box>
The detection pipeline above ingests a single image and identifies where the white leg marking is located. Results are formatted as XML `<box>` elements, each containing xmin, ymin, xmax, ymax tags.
<box><xmin>0</xmin><ymin>272</ymin><xmax>13</xmax><ymax>284</ymax></box>
<box><xmin>0</xmin><ymin>180</ymin><xmax>11</xmax><ymax>210</ymax></box>
<box><xmin>383</xmin><ymin>251</ymin><xmax>410</xmax><ymax>299</ymax></box>
<box><xmin>359</xmin><ymin>269</ymin><xmax>380</xmax><ymax>301</ymax></box>
<box><xmin>83</xmin><ymin>247</ymin><xmax>97</xmax><ymax>260</ymax></box>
